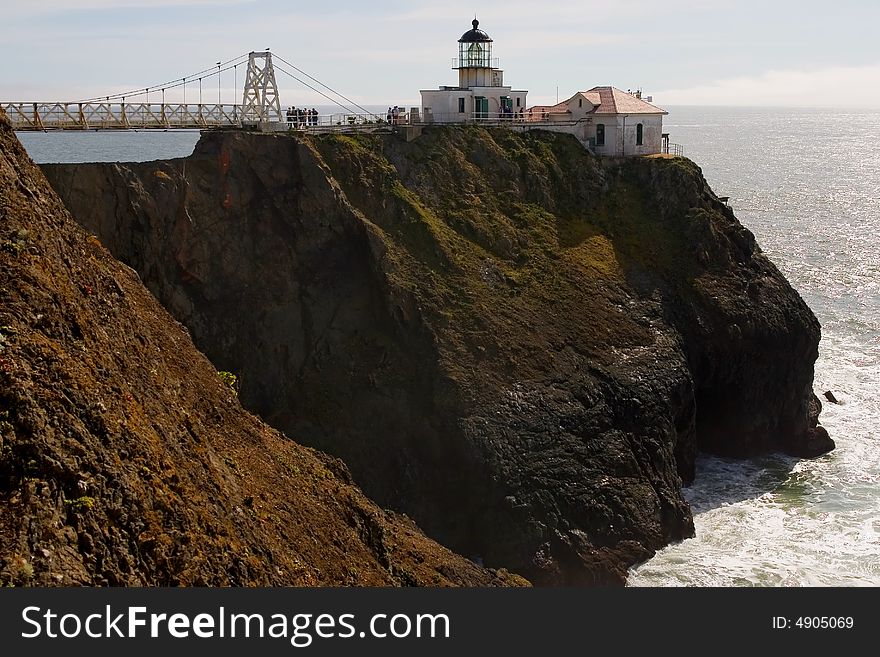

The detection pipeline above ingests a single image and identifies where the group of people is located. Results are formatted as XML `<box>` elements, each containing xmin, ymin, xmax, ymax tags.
<box><xmin>286</xmin><ymin>107</ymin><xmax>319</xmax><ymax>128</ymax></box>
<box><xmin>385</xmin><ymin>106</ymin><xmax>404</xmax><ymax>125</ymax></box>
<box><xmin>500</xmin><ymin>105</ymin><xmax>527</xmax><ymax>120</ymax></box>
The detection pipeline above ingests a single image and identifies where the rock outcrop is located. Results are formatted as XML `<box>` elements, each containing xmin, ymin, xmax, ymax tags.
<box><xmin>0</xmin><ymin>111</ymin><xmax>526</xmax><ymax>587</ymax></box>
<box><xmin>41</xmin><ymin>126</ymin><xmax>832</xmax><ymax>585</ymax></box>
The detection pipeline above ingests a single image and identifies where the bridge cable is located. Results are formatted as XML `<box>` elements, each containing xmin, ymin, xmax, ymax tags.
<box><xmin>273</xmin><ymin>54</ymin><xmax>376</xmax><ymax>118</ymax></box>
<box><xmin>76</xmin><ymin>53</ymin><xmax>251</xmax><ymax>103</ymax></box>
<box><xmin>273</xmin><ymin>63</ymin><xmax>363</xmax><ymax>117</ymax></box>
<box><xmin>80</xmin><ymin>52</ymin><xmax>249</xmax><ymax>102</ymax></box>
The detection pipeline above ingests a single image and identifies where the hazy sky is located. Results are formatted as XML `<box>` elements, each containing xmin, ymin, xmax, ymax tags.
<box><xmin>1</xmin><ymin>0</ymin><xmax>879</xmax><ymax>108</ymax></box>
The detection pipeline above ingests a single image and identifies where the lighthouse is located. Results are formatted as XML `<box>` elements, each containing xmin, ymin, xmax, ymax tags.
<box><xmin>420</xmin><ymin>18</ymin><xmax>528</xmax><ymax>123</ymax></box>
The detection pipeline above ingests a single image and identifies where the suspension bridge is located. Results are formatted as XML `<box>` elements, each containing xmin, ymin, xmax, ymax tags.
<box><xmin>2</xmin><ymin>51</ymin><xmax>386</xmax><ymax>132</ymax></box>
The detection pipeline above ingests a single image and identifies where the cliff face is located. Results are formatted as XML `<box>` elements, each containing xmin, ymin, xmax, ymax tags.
<box><xmin>42</xmin><ymin>127</ymin><xmax>832</xmax><ymax>584</ymax></box>
<box><xmin>0</xmin><ymin>112</ymin><xmax>525</xmax><ymax>587</ymax></box>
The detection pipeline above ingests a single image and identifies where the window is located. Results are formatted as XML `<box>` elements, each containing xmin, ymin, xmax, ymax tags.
<box><xmin>579</xmin><ymin>98</ymin><xmax>583</xmax><ymax>108</ymax></box>
<box><xmin>467</xmin><ymin>42</ymin><xmax>483</xmax><ymax>67</ymax></box>
<box><xmin>458</xmin><ymin>97</ymin><xmax>465</xmax><ymax>113</ymax></box>
<box><xmin>636</xmin><ymin>123</ymin><xmax>644</xmax><ymax>146</ymax></box>
<box><xmin>596</xmin><ymin>123</ymin><xmax>605</xmax><ymax>146</ymax></box>
<box><xmin>516</xmin><ymin>97</ymin><xmax>521</xmax><ymax>107</ymax></box>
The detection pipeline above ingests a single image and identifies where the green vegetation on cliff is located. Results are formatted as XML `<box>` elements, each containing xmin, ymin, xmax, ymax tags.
<box><xmin>312</xmin><ymin>128</ymin><xmax>728</xmax><ymax>381</ymax></box>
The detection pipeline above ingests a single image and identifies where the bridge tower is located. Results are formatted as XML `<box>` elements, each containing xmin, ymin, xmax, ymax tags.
<box><xmin>241</xmin><ymin>51</ymin><xmax>283</xmax><ymax>124</ymax></box>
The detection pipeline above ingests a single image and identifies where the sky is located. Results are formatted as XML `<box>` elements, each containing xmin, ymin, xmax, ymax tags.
<box><xmin>1</xmin><ymin>0</ymin><xmax>879</xmax><ymax>108</ymax></box>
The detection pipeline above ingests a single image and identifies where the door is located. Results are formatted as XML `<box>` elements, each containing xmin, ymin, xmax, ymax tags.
<box><xmin>500</xmin><ymin>96</ymin><xmax>512</xmax><ymax>119</ymax></box>
<box><xmin>474</xmin><ymin>96</ymin><xmax>488</xmax><ymax>120</ymax></box>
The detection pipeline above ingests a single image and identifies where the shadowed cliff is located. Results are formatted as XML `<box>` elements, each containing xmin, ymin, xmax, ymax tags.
<box><xmin>42</xmin><ymin>126</ymin><xmax>833</xmax><ymax>584</ymax></box>
<box><xmin>0</xmin><ymin>111</ymin><xmax>526</xmax><ymax>587</ymax></box>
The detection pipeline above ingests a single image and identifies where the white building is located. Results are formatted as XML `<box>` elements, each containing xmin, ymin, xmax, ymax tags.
<box><xmin>420</xmin><ymin>19</ymin><xmax>528</xmax><ymax>123</ymax></box>
<box><xmin>528</xmin><ymin>88</ymin><xmax>669</xmax><ymax>156</ymax></box>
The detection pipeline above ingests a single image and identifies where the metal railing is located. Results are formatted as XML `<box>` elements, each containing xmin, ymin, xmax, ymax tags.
<box><xmin>3</xmin><ymin>102</ymin><xmax>244</xmax><ymax>130</ymax></box>
<box><xmin>2</xmin><ymin>102</ymin><xmax>395</xmax><ymax>132</ymax></box>
<box><xmin>283</xmin><ymin>111</ymin><xmax>386</xmax><ymax>129</ymax></box>
<box><xmin>3</xmin><ymin>102</ymin><xmax>392</xmax><ymax>133</ymax></box>
<box><xmin>664</xmin><ymin>142</ymin><xmax>684</xmax><ymax>157</ymax></box>
<box><xmin>418</xmin><ymin>111</ymin><xmax>578</xmax><ymax>126</ymax></box>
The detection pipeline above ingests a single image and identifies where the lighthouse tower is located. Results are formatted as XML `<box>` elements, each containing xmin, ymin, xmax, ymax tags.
<box><xmin>420</xmin><ymin>18</ymin><xmax>528</xmax><ymax>123</ymax></box>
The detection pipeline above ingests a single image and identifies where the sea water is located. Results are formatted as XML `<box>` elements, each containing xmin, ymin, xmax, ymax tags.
<box><xmin>628</xmin><ymin>107</ymin><xmax>880</xmax><ymax>586</ymax></box>
<box><xmin>17</xmin><ymin>106</ymin><xmax>880</xmax><ymax>586</ymax></box>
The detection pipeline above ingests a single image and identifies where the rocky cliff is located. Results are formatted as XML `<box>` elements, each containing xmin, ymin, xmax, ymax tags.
<box><xmin>42</xmin><ymin>126</ymin><xmax>833</xmax><ymax>585</ymax></box>
<box><xmin>0</xmin><ymin>111</ymin><xmax>525</xmax><ymax>587</ymax></box>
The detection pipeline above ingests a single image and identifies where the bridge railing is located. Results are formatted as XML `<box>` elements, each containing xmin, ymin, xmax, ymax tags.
<box><xmin>3</xmin><ymin>102</ymin><xmax>392</xmax><ymax>131</ymax></box>
<box><xmin>123</xmin><ymin>103</ymin><xmax>244</xmax><ymax>128</ymax></box>
<box><xmin>3</xmin><ymin>102</ymin><xmax>246</xmax><ymax>130</ymax></box>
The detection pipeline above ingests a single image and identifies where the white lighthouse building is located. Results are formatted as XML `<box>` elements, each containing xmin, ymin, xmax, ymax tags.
<box><xmin>420</xmin><ymin>19</ymin><xmax>528</xmax><ymax>123</ymax></box>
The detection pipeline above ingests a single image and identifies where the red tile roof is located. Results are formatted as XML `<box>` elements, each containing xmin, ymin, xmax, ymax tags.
<box><xmin>581</xmin><ymin>87</ymin><xmax>667</xmax><ymax>115</ymax></box>
<box><xmin>526</xmin><ymin>87</ymin><xmax>666</xmax><ymax>117</ymax></box>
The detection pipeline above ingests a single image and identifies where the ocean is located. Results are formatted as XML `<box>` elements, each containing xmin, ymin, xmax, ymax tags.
<box><xmin>16</xmin><ymin>106</ymin><xmax>880</xmax><ymax>586</ymax></box>
<box><xmin>628</xmin><ymin>107</ymin><xmax>880</xmax><ymax>586</ymax></box>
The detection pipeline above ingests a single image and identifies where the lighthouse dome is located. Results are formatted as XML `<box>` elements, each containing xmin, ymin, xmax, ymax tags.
<box><xmin>459</xmin><ymin>19</ymin><xmax>492</xmax><ymax>43</ymax></box>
